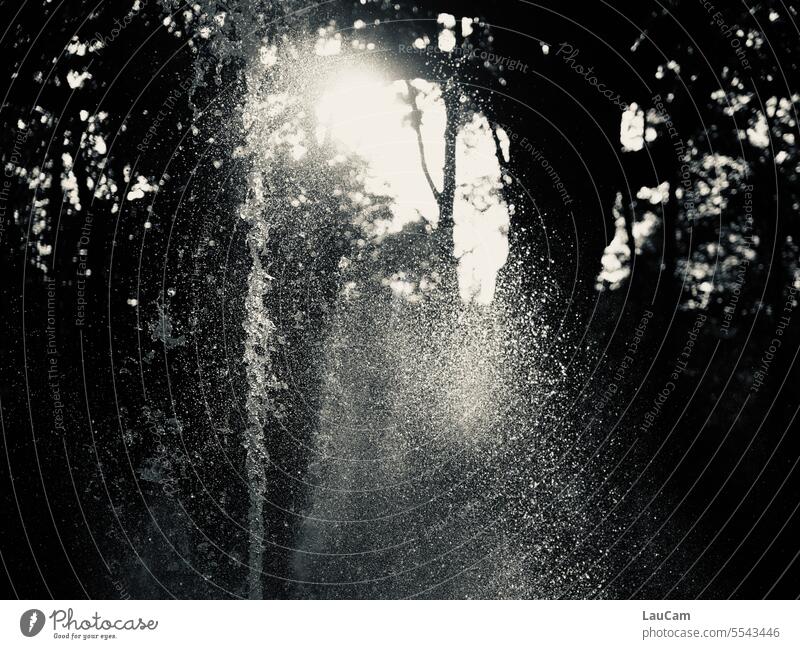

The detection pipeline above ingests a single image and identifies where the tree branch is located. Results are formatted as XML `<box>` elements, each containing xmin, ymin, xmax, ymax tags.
<box><xmin>406</xmin><ymin>81</ymin><xmax>440</xmax><ymax>203</ymax></box>
<box><xmin>439</xmin><ymin>83</ymin><xmax>459</xmax><ymax>230</ymax></box>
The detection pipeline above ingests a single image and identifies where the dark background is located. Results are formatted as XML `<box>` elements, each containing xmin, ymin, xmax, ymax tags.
<box><xmin>1</xmin><ymin>0</ymin><xmax>799</xmax><ymax>598</ymax></box>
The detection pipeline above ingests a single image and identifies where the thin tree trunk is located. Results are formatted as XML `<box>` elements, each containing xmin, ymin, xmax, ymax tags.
<box><xmin>438</xmin><ymin>84</ymin><xmax>459</xmax><ymax>245</ymax></box>
<box><xmin>408</xmin><ymin>80</ymin><xmax>460</xmax><ymax>285</ymax></box>
<box><xmin>430</xmin><ymin>83</ymin><xmax>460</xmax><ymax>287</ymax></box>
<box><xmin>242</xmin><ymin>234</ymin><xmax>274</xmax><ymax>599</ymax></box>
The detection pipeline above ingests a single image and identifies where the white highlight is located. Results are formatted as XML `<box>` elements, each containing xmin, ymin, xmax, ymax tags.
<box><xmin>620</xmin><ymin>103</ymin><xmax>645</xmax><ymax>152</ymax></box>
<box><xmin>316</xmin><ymin>74</ymin><xmax>509</xmax><ymax>303</ymax></box>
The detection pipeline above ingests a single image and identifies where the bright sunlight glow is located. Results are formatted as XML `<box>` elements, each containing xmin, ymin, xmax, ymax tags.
<box><xmin>316</xmin><ymin>72</ymin><xmax>509</xmax><ymax>304</ymax></box>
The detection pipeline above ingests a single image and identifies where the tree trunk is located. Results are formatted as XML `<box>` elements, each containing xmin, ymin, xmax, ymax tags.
<box><xmin>434</xmin><ymin>83</ymin><xmax>461</xmax><ymax>288</ymax></box>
